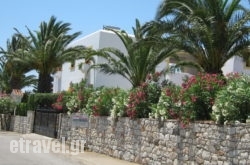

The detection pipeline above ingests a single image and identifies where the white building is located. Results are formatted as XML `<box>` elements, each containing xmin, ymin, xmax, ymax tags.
<box><xmin>53</xmin><ymin>29</ymin><xmax>250</xmax><ymax>93</ymax></box>
<box><xmin>53</xmin><ymin>29</ymin><xmax>132</xmax><ymax>92</ymax></box>
<box><xmin>222</xmin><ymin>56</ymin><xmax>250</xmax><ymax>75</ymax></box>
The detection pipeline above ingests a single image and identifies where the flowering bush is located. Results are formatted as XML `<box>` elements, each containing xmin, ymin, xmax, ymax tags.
<box><xmin>52</xmin><ymin>94</ymin><xmax>63</xmax><ymax>111</ymax></box>
<box><xmin>65</xmin><ymin>80</ymin><xmax>93</xmax><ymax>115</ymax></box>
<box><xmin>150</xmin><ymin>85</ymin><xmax>182</xmax><ymax>120</ymax></box>
<box><xmin>150</xmin><ymin>73</ymin><xmax>225</xmax><ymax>124</ymax></box>
<box><xmin>212</xmin><ymin>75</ymin><xmax>250</xmax><ymax>124</ymax></box>
<box><xmin>181</xmin><ymin>73</ymin><xmax>225</xmax><ymax>120</ymax></box>
<box><xmin>66</xmin><ymin>95</ymin><xmax>82</xmax><ymax>114</ymax></box>
<box><xmin>110</xmin><ymin>89</ymin><xmax>128</xmax><ymax>118</ymax></box>
<box><xmin>126</xmin><ymin>86</ymin><xmax>147</xmax><ymax>118</ymax></box>
<box><xmin>84</xmin><ymin>87</ymin><xmax>119</xmax><ymax>116</ymax></box>
<box><xmin>126</xmin><ymin>72</ymin><xmax>162</xmax><ymax>118</ymax></box>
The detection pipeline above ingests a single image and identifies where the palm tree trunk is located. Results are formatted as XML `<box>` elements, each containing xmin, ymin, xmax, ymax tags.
<box><xmin>37</xmin><ymin>73</ymin><xmax>53</xmax><ymax>93</ymax></box>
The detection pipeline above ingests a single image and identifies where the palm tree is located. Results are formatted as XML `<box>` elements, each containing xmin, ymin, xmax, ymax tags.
<box><xmin>0</xmin><ymin>35</ymin><xmax>37</xmax><ymax>92</ymax></box>
<box><xmin>16</xmin><ymin>16</ymin><xmax>87</xmax><ymax>93</ymax></box>
<box><xmin>88</xmin><ymin>19</ymin><xmax>178</xmax><ymax>88</ymax></box>
<box><xmin>153</xmin><ymin>0</ymin><xmax>250</xmax><ymax>73</ymax></box>
<box><xmin>0</xmin><ymin>58</ymin><xmax>11</xmax><ymax>92</ymax></box>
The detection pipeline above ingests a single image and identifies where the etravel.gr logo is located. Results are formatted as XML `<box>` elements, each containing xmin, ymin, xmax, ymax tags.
<box><xmin>9</xmin><ymin>137</ymin><xmax>86</xmax><ymax>155</ymax></box>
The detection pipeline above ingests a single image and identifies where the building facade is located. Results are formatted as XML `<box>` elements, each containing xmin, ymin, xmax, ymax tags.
<box><xmin>53</xmin><ymin>29</ymin><xmax>132</xmax><ymax>92</ymax></box>
<box><xmin>53</xmin><ymin>29</ymin><xmax>250</xmax><ymax>93</ymax></box>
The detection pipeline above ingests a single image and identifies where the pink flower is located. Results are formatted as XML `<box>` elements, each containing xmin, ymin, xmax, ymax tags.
<box><xmin>191</xmin><ymin>96</ymin><xmax>197</xmax><ymax>102</ymax></box>
<box><xmin>182</xmin><ymin>83</ymin><xmax>188</xmax><ymax>89</ymax></box>
<box><xmin>166</xmin><ymin>88</ymin><xmax>172</xmax><ymax>96</ymax></box>
<box><xmin>140</xmin><ymin>82</ymin><xmax>148</xmax><ymax>88</ymax></box>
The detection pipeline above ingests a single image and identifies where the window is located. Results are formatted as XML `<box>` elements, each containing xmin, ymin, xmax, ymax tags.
<box><xmin>169</xmin><ymin>63</ymin><xmax>181</xmax><ymax>73</ymax></box>
<box><xmin>70</xmin><ymin>63</ymin><xmax>75</xmax><ymax>71</ymax></box>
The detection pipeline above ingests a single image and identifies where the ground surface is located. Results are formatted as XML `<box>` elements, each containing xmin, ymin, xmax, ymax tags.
<box><xmin>0</xmin><ymin>131</ymin><xmax>139</xmax><ymax>165</ymax></box>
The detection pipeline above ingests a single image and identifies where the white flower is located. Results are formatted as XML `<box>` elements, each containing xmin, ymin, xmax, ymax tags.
<box><xmin>159</xmin><ymin>109</ymin><xmax>166</xmax><ymax>116</ymax></box>
<box><xmin>224</xmin><ymin>102</ymin><xmax>229</xmax><ymax>107</ymax></box>
<box><xmin>215</xmin><ymin>114</ymin><xmax>220</xmax><ymax>121</ymax></box>
<box><xmin>175</xmin><ymin>101</ymin><xmax>182</xmax><ymax>107</ymax></box>
<box><xmin>212</xmin><ymin>105</ymin><xmax>216</xmax><ymax>110</ymax></box>
<box><xmin>222</xmin><ymin>109</ymin><xmax>229</xmax><ymax>117</ymax></box>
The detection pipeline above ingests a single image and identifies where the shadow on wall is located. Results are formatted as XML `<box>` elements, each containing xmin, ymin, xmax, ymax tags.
<box><xmin>0</xmin><ymin>114</ymin><xmax>11</xmax><ymax>131</ymax></box>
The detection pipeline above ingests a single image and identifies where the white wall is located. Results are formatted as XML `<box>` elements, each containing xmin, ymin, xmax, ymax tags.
<box><xmin>60</xmin><ymin>60</ymin><xmax>87</xmax><ymax>91</ymax></box>
<box><xmin>165</xmin><ymin>73</ymin><xmax>192</xmax><ymax>86</ymax></box>
<box><xmin>53</xmin><ymin>30</ymin><xmax>132</xmax><ymax>92</ymax></box>
<box><xmin>93</xmin><ymin>30</ymin><xmax>131</xmax><ymax>89</ymax></box>
<box><xmin>221</xmin><ymin>56</ymin><xmax>238</xmax><ymax>75</ymax></box>
<box><xmin>222</xmin><ymin>56</ymin><xmax>250</xmax><ymax>75</ymax></box>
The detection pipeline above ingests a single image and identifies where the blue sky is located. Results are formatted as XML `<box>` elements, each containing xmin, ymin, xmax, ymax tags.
<box><xmin>0</xmin><ymin>0</ymin><xmax>162</xmax><ymax>49</ymax></box>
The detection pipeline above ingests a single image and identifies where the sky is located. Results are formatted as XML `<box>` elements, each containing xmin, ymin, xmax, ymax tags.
<box><xmin>0</xmin><ymin>0</ymin><xmax>162</xmax><ymax>49</ymax></box>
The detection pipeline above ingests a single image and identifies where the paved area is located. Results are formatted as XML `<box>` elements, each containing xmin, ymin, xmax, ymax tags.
<box><xmin>0</xmin><ymin>131</ymin><xmax>139</xmax><ymax>165</ymax></box>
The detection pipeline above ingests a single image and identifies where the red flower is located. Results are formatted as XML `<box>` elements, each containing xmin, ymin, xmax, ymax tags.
<box><xmin>57</xmin><ymin>94</ymin><xmax>63</xmax><ymax>102</ymax></box>
<box><xmin>209</xmin><ymin>98</ymin><xmax>214</xmax><ymax>105</ymax></box>
<box><xmin>137</xmin><ymin>91</ymin><xmax>145</xmax><ymax>99</ymax></box>
<box><xmin>52</xmin><ymin>103</ymin><xmax>63</xmax><ymax>111</ymax></box>
<box><xmin>52</xmin><ymin>93</ymin><xmax>64</xmax><ymax>111</ymax></box>
<box><xmin>155</xmin><ymin>72</ymin><xmax>161</xmax><ymax>77</ymax></box>
<box><xmin>166</xmin><ymin>88</ymin><xmax>172</xmax><ymax>96</ymax></box>
<box><xmin>191</xmin><ymin>96</ymin><xmax>197</xmax><ymax>102</ymax></box>
<box><xmin>55</xmin><ymin>104</ymin><xmax>63</xmax><ymax>110</ymax></box>
<box><xmin>146</xmin><ymin>74</ymin><xmax>152</xmax><ymax>80</ymax></box>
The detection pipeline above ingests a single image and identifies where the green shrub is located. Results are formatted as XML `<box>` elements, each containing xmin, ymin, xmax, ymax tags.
<box><xmin>27</xmin><ymin>93</ymin><xmax>58</xmax><ymax>110</ymax></box>
<box><xmin>27</xmin><ymin>94</ymin><xmax>36</xmax><ymax>110</ymax></box>
<box><xmin>0</xmin><ymin>96</ymin><xmax>16</xmax><ymax>114</ymax></box>
<box><xmin>15</xmin><ymin>103</ymin><xmax>29</xmax><ymax>116</ymax></box>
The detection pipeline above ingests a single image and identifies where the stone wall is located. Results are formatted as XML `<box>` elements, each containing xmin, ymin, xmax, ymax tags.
<box><xmin>58</xmin><ymin>114</ymin><xmax>250</xmax><ymax>165</ymax></box>
<box><xmin>10</xmin><ymin>111</ymin><xmax>34</xmax><ymax>134</ymax></box>
<box><xmin>57</xmin><ymin>113</ymin><xmax>71</xmax><ymax>139</ymax></box>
